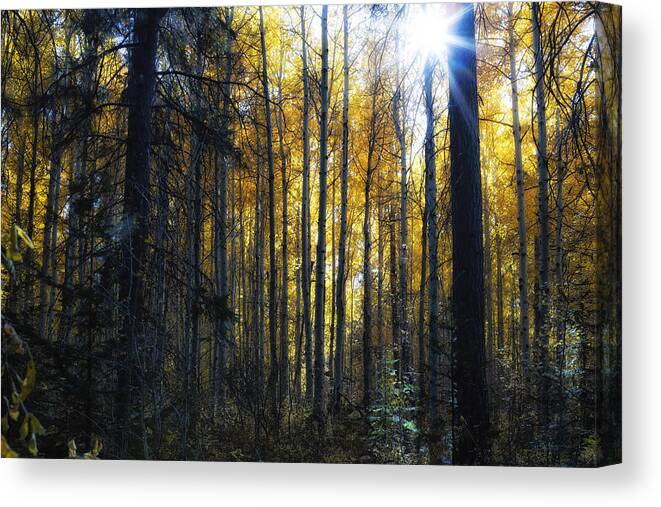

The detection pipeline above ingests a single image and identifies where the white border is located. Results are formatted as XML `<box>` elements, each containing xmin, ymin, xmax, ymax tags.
<box><xmin>1</xmin><ymin>1</ymin><xmax>659</xmax><ymax>505</ymax></box>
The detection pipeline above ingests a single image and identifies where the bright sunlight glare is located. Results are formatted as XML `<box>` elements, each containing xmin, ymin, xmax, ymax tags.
<box><xmin>403</xmin><ymin>4</ymin><xmax>467</xmax><ymax>58</ymax></box>
<box><xmin>404</xmin><ymin>4</ymin><xmax>450</xmax><ymax>57</ymax></box>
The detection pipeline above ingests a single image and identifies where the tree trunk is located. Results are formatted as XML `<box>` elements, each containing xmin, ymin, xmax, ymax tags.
<box><xmin>362</xmin><ymin>91</ymin><xmax>377</xmax><ymax>410</ymax></box>
<box><xmin>276</xmin><ymin>44</ymin><xmax>289</xmax><ymax>410</ymax></box>
<box><xmin>259</xmin><ymin>6</ymin><xmax>279</xmax><ymax>417</ymax></box>
<box><xmin>312</xmin><ymin>4</ymin><xmax>329</xmax><ymax>428</ymax></box>
<box><xmin>423</xmin><ymin>51</ymin><xmax>441</xmax><ymax>463</ymax></box>
<box><xmin>392</xmin><ymin>31</ymin><xmax>410</xmax><ymax>382</ymax></box>
<box><xmin>39</xmin><ymin>27</ymin><xmax>73</xmax><ymax>341</ymax></box>
<box><xmin>331</xmin><ymin>4</ymin><xmax>350</xmax><ymax>413</ymax></box>
<box><xmin>532</xmin><ymin>1</ymin><xmax>550</xmax><ymax>430</ymax></box>
<box><xmin>483</xmin><ymin>179</ymin><xmax>494</xmax><ymax>384</ymax></box>
<box><xmin>116</xmin><ymin>8</ymin><xmax>165</xmax><ymax>457</ymax></box>
<box><xmin>417</xmin><ymin>208</ymin><xmax>428</xmax><ymax>408</ymax></box>
<box><xmin>213</xmin><ymin>6</ymin><xmax>234</xmax><ymax>412</ymax></box>
<box><xmin>448</xmin><ymin>3</ymin><xmax>489</xmax><ymax>465</ymax></box>
<box><xmin>594</xmin><ymin>2</ymin><xmax>622</xmax><ymax>464</ymax></box>
<box><xmin>300</xmin><ymin>6</ymin><xmax>313</xmax><ymax>404</ymax></box>
<box><xmin>507</xmin><ymin>4</ymin><xmax>530</xmax><ymax>365</ymax></box>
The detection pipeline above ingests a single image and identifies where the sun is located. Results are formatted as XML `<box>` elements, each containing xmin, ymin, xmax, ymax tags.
<box><xmin>402</xmin><ymin>4</ymin><xmax>467</xmax><ymax>59</ymax></box>
<box><xmin>403</xmin><ymin>5</ymin><xmax>450</xmax><ymax>57</ymax></box>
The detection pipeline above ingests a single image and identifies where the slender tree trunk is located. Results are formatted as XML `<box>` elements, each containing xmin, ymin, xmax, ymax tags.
<box><xmin>417</xmin><ymin>210</ymin><xmax>428</xmax><ymax>407</ymax></box>
<box><xmin>507</xmin><ymin>4</ymin><xmax>530</xmax><ymax>365</ymax></box>
<box><xmin>362</xmin><ymin>100</ymin><xmax>377</xmax><ymax>410</ymax></box>
<box><xmin>423</xmin><ymin>51</ymin><xmax>441</xmax><ymax>463</ymax></box>
<box><xmin>154</xmin><ymin>101</ymin><xmax>173</xmax><ymax>457</ymax></box>
<box><xmin>253</xmin><ymin>128</ymin><xmax>265</xmax><ymax>400</ymax></box>
<box><xmin>554</xmin><ymin>106</ymin><xmax>567</xmax><ymax>454</ymax></box>
<box><xmin>259</xmin><ymin>6</ymin><xmax>279</xmax><ymax>417</ymax></box>
<box><xmin>214</xmin><ymin>6</ymin><xmax>234</xmax><ymax>411</ymax></box>
<box><xmin>300</xmin><ymin>6</ymin><xmax>313</xmax><ymax>404</ymax></box>
<box><xmin>377</xmin><ymin>188</ymin><xmax>385</xmax><ymax>386</ymax></box>
<box><xmin>392</xmin><ymin>32</ymin><xmax>411</xmax><ymax>383</ymax></box>
<box><xmin>532</xmin><ymin>1</ymin><xmax>550</xmax><ymax>431</ymax></box>
<box><xmin>312</xmin><ymin>4</ymin><xmax>329</xmax><ymax>428</ymax></box>
<box><xmin>23</xmin><ymin>50</ymin><xmax>41</xmax><ymax>308</ymax></box>
<box><xmin>388</xmin><ymin>205</ymin><xmax>399</xmax><ymax>381</ymax></box>
<box><xmin>483</xmin><ymin>179</ymin><xmax>494</xmax><ymax>384</ymax></box>
<box><xmin>39</xmin><ymin>28</ymin><xmax>72</xmax><ymax>340</ymax></box>
<box><xmin>293</xmin><ymin>211</ymin><xmax>303</xmax><ymax>400</ymax></box>
<box><xmin>183</xmin><ymin>32</ymin><xmax>205</xmax><ymax>456</ymax></box>
<box><xmin>276</xmin><ymin>47</ymin><xmax>289</xmax><ymax>410</ymax></box>
<box><xmin>496</xmin><ymin>233</ymin><xmax>505</xmax><ymax>351</ymax></box>
<box><xmin>331</xmin><ymin>5</ymin><xmax>350</xmax><ymax>413</ymax></box>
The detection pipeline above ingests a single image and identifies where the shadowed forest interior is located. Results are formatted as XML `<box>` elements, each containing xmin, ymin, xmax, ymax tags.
<box><xmin>1</xmin><ymin>2</ymin><xmax>621</xmax><ymax>466</ymax></box>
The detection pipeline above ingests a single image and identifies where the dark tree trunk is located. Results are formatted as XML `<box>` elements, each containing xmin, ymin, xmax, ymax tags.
<box><xmin>259</xmin><ymin>6</ymin><xmax>279</xmax><ymax>418</ymax></box>
<box><xmin>331</xmin><ymin>4</ymin><xmax>350</xmax><ymax>414</ymax></box>
<box><xmin>423</xmin><ymin>51</ymin><xmax>441</xmax><ymax>463</ymax></box>
<box><xmin>312</xmin><ymin>4</ymin><xmax>329</xmax><ymax>428</ymax></box>
<box><xmin>300</xmin><ymin>6</ymin><xmax>313</xmax><ymax>404</ymax></box>
<box><xmin>116</xmin><ymin>8</ymin><xmax>165</xmax><ymax>458</ymax></box>
<box><xmin>448</xmin><ymin>4</ymin><xmax>490</xmax><ymax>465</ymax></box>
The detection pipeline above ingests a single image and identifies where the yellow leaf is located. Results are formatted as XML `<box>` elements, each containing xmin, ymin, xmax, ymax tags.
<box><xmin>29</xmin><ymin>414</ymin><xmax>45</xmax><ymax>436</ymax></box>
<box><xmin>9</xmin><ymin>406</ymin><xmax>19</xmax><ymax>421</ymax></box>
<box><xmin>1</xmin><ymin>435</ymin><xmax>18</xmax><ymax>458</ymax></box>
<box><xmin>19</xmin><ymin>359</ymin><xmax>36</xmax><ymax>401</ymax></box>
<box><xmin>68</xmin><ymin>439</ymin><xmax>77</xmax><ymax>458</ymax></box>
<box><xmin>14</xmin><ymin>225</ymin><xmax>34</xmax><ymax>249</ymax></box>
<box><xmin>27</xmin><ymin>433</ymin><xmax>38</xmax><ymax>456</ymax></box>
<box><xmin>7</xmin><ymin>227</ymin><xmax>22</xmax><ymax>262</ymax></box>
<box><xmin>86</xmin><ymin>437</ymin><xmax>103</xmax><ymax>458</ymax></box>
<box><xmin>19</xmin><ymin>416</ymin><xmax>29</xmax><ymax>440</ymax></box>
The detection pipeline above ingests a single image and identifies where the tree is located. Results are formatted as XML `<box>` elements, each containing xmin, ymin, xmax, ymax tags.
<box><xmin>213</xmin><ymin>6</ymin><xmax>235</xmax><ymax>410</ymax></box>
<box><xmin>259</xmin><ymin>6</ymin><xmax>279</xmax><ymax>417</ymax></box>
<box><xmin>331</xmin><ymin>4</ymin><xmax>350</xmax><ymax>414</ymax></box>
<box><xmin>116</xmin><ymin>7</ymin><xmax>166</xmax><ymax>457</ymax></box>
<box><xmin>448</xmin><ymin>3</ymin><xmax>489</xmax><ymax>465</ymax></box>
<box><xmin>299</xmin><ymin>5</ymin><xmax>313</xmax><ymax>404</ymax></box>
<box><xmin>507</xmin><ymin>3</ymin><xmax>530</xmax><ymax>365</ymax></box>
<box><xmin>392</xmin><ymin>16</ymin><xmax>411</xmax><ymax>383</ymax></box>
<box><xmin>532</xmin><ymin>1</ymin><xmax>550</xmax><ymax>428</ymax></box>
<box><xmin>312</xmin><ymin>4</ymin><xmax>329</xmax><ymax>428</ymax></box>
<box><xmin>423</xmin><ymin>48</ymin><xmax>441</xmax><ymax>463</ymax></box>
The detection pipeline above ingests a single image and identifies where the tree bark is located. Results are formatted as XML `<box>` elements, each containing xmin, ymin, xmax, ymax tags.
<box><xmin>259</xmin><ymin>6</ymin><xmax>279</xmax><ymax>417</ymax></box>
<box><xmin>448</xmin><ymin>3</ymin><xmax>489</xmax><ymax>465</ymax></box>
<box><xmin>300</xmin><ymin>6</ymin><xmax>313</xmax><ymax>404</ymax></box>
<box><xmin>312</xmin><ymin>4</ymin><xmax>329</xmax><ymax>428</ymax></box>
<box><xmin>423</xmin><ymin>51</ymin><xmax>441</xmax><ymax>463</ymax></box>
<box><xmin>507</xmin><ymin>4</ymin><xmax>530</xmax><ymax>366</ymax></box>
<box><xmin>392</xmin><ymin>31</ymin><xmax>411</xmax><ymax>382</ymax></box>
<box><xmin>532</xmin><ymin>1</ymin><xmax>550</xmax><ymax>429</ymax></box>
<box><xmin>331</xmin><ymin>5</ymin><xmax>350</xmax><ymax>414</ymax></box>
<box><xmin>116</xmin><ymin>7</ymin><xmax>165</xmax><ymax>457</ymax></box>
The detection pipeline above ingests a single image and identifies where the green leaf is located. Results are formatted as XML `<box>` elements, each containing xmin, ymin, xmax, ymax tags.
<box><xmin>403</xmin><ymin>420</ymin><xmax>418</xmax><ymax>433</ymax></box>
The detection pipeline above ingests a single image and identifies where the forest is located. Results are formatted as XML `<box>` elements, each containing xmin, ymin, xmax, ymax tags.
<box><xmin>1</xmin><ymin>2</ymin><xmax>621</xmax><ymax>466</ymax></box>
